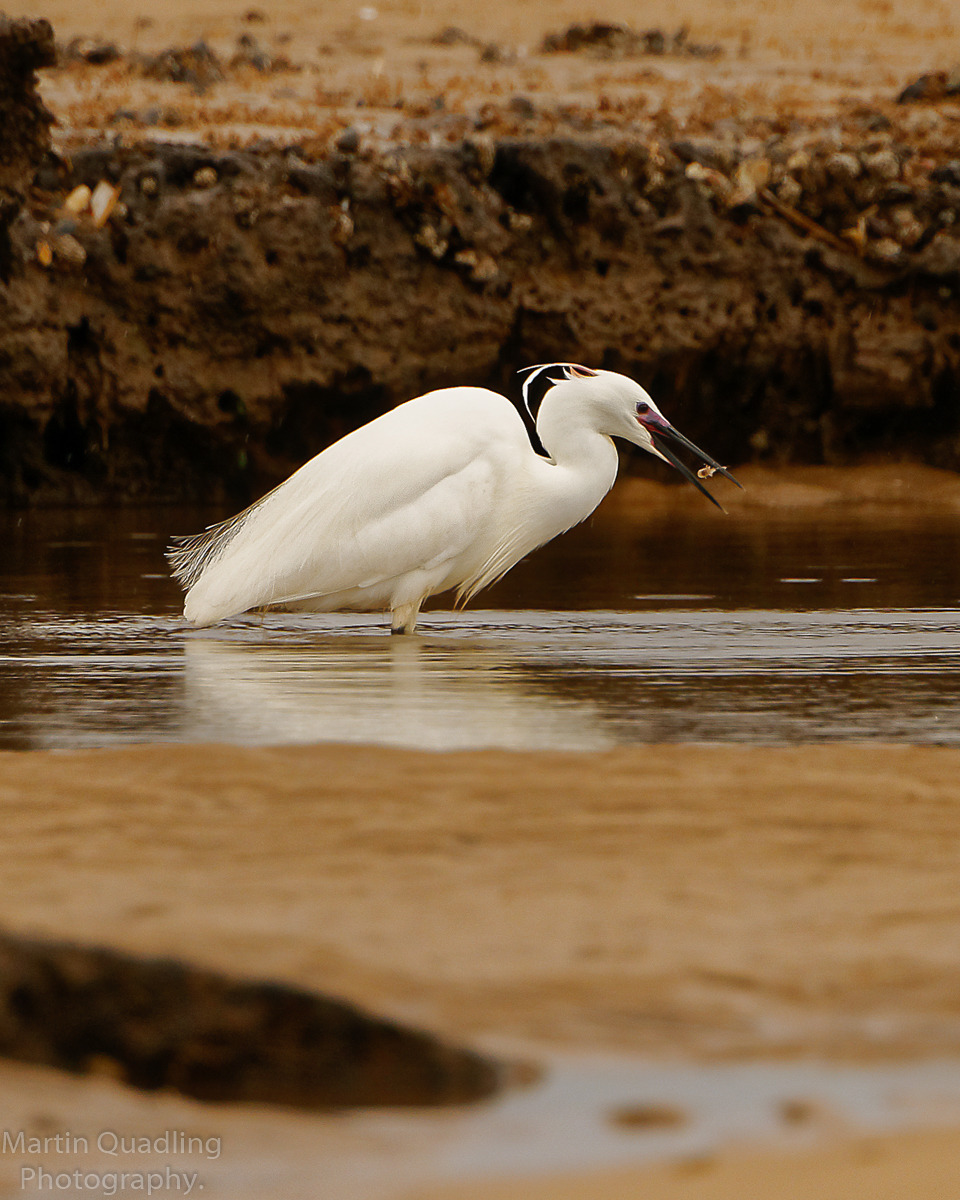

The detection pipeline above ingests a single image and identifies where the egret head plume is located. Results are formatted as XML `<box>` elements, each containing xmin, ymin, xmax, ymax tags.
<box><xmin>517</xmin><ymin>362</ymin><xmax>599</xmax><ymax>421</ymax></box>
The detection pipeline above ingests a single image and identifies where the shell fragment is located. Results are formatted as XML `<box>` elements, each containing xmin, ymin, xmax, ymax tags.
<box><xmin>90</xmin><ymin>181</ymin><xmax>120</xmax><ymax>228</ymax></box>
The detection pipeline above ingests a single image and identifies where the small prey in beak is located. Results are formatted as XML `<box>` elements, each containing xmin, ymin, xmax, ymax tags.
<box><xmin>636</xmin><ymin>405</ymin><xmax>743</xmax><ymax>510</ymax></box>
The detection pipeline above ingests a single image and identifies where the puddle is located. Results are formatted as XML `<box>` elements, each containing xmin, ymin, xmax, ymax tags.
<box><xmin>416</xmin><ymin>1051</ymin><xmax>960</xmax><ymax>1182</ymax></box>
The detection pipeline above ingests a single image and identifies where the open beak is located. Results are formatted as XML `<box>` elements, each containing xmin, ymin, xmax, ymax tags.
<box><xmin>639</xmin><ymin>412</ymin><xmax>743</xmax><ymax>511</ymax></box>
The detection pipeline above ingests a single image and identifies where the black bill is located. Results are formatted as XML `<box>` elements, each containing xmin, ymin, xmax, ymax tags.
<box><xmin>647</xmin><ymin>425</ymin><xmax>743</xmax><ymax>511</ymax></box>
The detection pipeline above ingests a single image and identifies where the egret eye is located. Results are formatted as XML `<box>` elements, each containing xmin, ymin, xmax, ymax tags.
<box><xmin>636</xmin><ymin>401</ymin><xmax>650</xmax><ymax>415</ymax></box>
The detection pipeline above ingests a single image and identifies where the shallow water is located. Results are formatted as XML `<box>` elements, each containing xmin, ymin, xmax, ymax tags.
<box><xmin>3</xmin><ymin>503</ymin><xmax>960</xmax><ymax>751</ymax></box>
<box><xmin>397</xmin><ymin>1051</ymin><xmax>960</xmax><ymax>1183</ymax></box>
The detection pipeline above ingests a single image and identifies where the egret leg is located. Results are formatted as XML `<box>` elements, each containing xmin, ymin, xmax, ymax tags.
<box><xmin>390</xmin><ymin>601</ymin><xmax>421</xmax><ymax>635</ymax></box>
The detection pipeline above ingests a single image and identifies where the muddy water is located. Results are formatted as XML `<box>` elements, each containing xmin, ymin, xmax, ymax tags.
<box><xmin>2</xmin><ymin>504</ymin><xmax>960</xmax><ymax>751</ymax></box>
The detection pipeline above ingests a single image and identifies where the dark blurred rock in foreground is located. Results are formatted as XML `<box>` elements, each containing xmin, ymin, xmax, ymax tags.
<box><xmin>0</xmin><ymin>932</ymin><xmax>500</xmax><ymax>1106</ymax></box>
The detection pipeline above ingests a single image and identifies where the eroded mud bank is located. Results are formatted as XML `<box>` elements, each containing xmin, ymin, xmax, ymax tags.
<box><xmin>3</xmin><ymin>16</ymin><xmax>960</xmax><ymax>504</ymax></box>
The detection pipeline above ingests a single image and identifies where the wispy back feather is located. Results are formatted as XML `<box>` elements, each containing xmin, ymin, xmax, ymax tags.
<box><xmin>166</xmin><ymin>492</ymin><xmax>273</xmax><ymax>589</ymax></box>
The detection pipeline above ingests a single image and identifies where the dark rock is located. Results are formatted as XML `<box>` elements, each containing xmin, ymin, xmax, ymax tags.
<box><xmin>542</xmin><ymin>21</ymin><xmax>645</xmax><ymax>55</ymax></box>
<box><xmin>61</xmin><ymin>36</ymin><xmax>122</xmax><ymax>65</ymax></box>
<box><xmin>912</xmin><ymin>232</ymin><xmax>960</xmax><ymax>277</ymax></box>
<box><xmin>67</xmin><ymin>146</ymin><xmax>123</xmax><ymax>186</ymax></box>
<box><xmin>140</xmin><ymin>40</ymin><xmax>223</xmax><ymax>90</ymax></box>
<box><xmin>285</xmin><ymin>161</ymin><xmax>338</xmax><ymax>200</ymax></box>
<box><xmin>479</xmin><ymin>43</ymin><xmax>509</xmax><ymax>63</ymax></box>
<box><xmin>930</xmin><ymin>160</ymin><xmax>960</xmax><ymax>186</ymax></box>
<box><xmin>149</xmin><ymin>143</ymin><xmax>218</xmax><ymax>186</ymax></box>
<box><xmin>508</xmin><ymin>95</ymin><xmax>536</xmax><ymax>119</ymax></box>
<box><xmin>229</xmin><ymin>34</ymin><xmax>295</xmax><ymax>73</ymax></box>
<box><xmin>542</xmin><ymin>21</ymin><xmax>720</xmax><ymax>58</ymax></box>
<box><xmin>32</xmin><ymin>149</ymin><xmax>68</xmax><ymax>193</ymax></box>
<box><xmin>853</xmin><ymin>107</ymin><xmax>892</xmax><ymax>131</ymax></box>
<box><xmin>880</xmin><ymin>182</ymin><xmax>917</xmax><ymax>204</ymax></box>
<box><xmin>0</xmin><ymin>931</ymin><xmax>500</xmax><ymax>1107</ymax></box>
<box><xmin>897</xmin><ymin>72</ymin><xmax>947</xmax><ymax>103</ymax></box>
<box><xmin>335</xmin><ymin>126</ymin><xmax>361</xmax><ymax>154</ymax></box>
<box><xmin>670</xmin><ymin>139</ymin><xmax>731</xmax><ymax>171</ymax></box>
<box><xmin>214</xmin><ymin>152</ymin><xmax>254</xmax><ymax>180</ymax></box>
<box><xmin>431</xmin><ymin>26</ymin><xmax>482</xmax><ymax>48</ymax></box>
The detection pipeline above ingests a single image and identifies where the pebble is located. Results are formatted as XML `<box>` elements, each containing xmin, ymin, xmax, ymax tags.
<box><xmin>415</xmin><ymin>222</ymin><xmax>448</xmax><ymax>258</ymax></box>
<box><xmin>63</xmin><ymin>185</ymin><xmax>92</xmax><ymax>216</ymax></box>
<box><xmin>891</xmin><ymin>205</ymin><xmax>924</xmax><ymax>246</ymax></box>
<box><xmin>90</xmin><ymin>181</ymin><xmax>120</xmax><ymax>228</ymax></box>
<box><xmin>54</xmin><ymin>233</ymin><xmax>87</xmax><ymax>267</ymax></box>
<box><xmin>454</xmin><ymin>249</ymin><xmax>498</xmax><ymax>281</ymax></box>
<box><xmin>507</xmin><ymin>95</ymin><xmax>536</xmax><ymax>118</ymax></box>
<box><xmin>862</xmin><ymin>148</ymin><xmax>900</xmax><ymax>180</ymax></box>
<box><xmin>685</xmin><ymin>161</ymin><xmax>732</xmax><ymax>199</ymax></box>
<box><xmin>826</xmin><ymin>152</ymin><xmax>861</xmax><ymax>179</ymax></box>
<box><xmin>335</xmin><ymin>127</ymin><xmax>361</xmax><ymax>154</ymax></box>
<box><xmin>729</xmin><ymin>157</ymin><xmax>770</xmax><ymax>205</ymax></box>
<box><xmin>776</xmin><ymin>176</ymin><xmax>802</xmax><ymax>206</ymax></box>
<box><xmin>916</xmin><ymin>232</ymin><xmax>960</xmax><ymax>275</ymax></box>
<box><xmin>869</xmin><ymin>236</ymin><xmax>903</xmax><ymax>263</ymax></box>
<box><xmin>330</xmin><ymin>199</ymin><xmax>354</xmax><ymax>245</ymax></box>
<box><xmin>463</xmin><ymin>133</ymin><xmax>496</xmax><ymax>179</ymax></box>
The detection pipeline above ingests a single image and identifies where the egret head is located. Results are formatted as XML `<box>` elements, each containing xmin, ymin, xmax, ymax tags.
<box><xmin>517</xmin><ymin>363</ymin><xmax>741</xmax><ymax>509</ymax></box>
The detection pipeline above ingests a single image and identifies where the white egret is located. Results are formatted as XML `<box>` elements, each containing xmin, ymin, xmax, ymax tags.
<box><xmin>168</xmin><ymin>364</ymin><xmax>741</xmax><ymax>632</ymax></box>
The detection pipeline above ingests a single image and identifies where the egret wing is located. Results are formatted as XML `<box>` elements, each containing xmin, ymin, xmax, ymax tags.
<box><xmin>171</xmin><ymin>389</ymin><xmax>528</xmax><ymax>625</ymax></box>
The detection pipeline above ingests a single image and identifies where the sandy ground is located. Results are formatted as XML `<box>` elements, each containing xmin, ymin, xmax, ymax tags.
<box><xmin>6</xmin><ymin>0</ymin><xmax>960</xmax><ymax>150</ymax></box>
<box><xmin>413</xmin><ymin>1126</ymin><xmax>960</xmax><ymax>1200</ymax></box>
<box><xmin>4</xmin><ymin>740</ymin><xmax>960</xmax><ymax>1198</ymax></box>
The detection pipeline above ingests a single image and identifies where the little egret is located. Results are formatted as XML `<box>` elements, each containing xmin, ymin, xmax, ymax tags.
<box><xmin>168</xmin><ymin>364</ymin><xmax>740</xmax><ymax>632</ymax></box>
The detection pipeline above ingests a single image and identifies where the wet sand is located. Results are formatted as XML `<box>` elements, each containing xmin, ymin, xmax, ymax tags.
<box><xmin>5</xmin><ymin>739</ymin><xmax>960</xmax><ymax>1060</ymax></box>
<box><xmin>3</xmin><ymin>738</ymin><xmax>960</xmax><ymax>1194</ymax></box>
<box><xmin>413</xmin><ymin>1125</ymin><xmax>960</xmax><ymax>1200</ymax></box>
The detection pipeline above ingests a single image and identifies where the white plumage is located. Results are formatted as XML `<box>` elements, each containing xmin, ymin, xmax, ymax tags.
<box><xmin>168</xmin><ymin>365</ymin><xmax>739</xmax><ymax>632</ymax></box>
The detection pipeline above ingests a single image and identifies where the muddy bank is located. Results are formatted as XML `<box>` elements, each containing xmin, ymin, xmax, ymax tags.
<box><xmin>0</xmin><ymin>15</ymin><xmax>54</xmax><ymax>280</ymax></box>
<box><xmin>0</xmin><ymin>930</ymin><xmax>499</xmax><ymax>1107</ymax></box>
<box><xmin>3</xmin><ymin>16</ymin><xmax>960</xmax><ymax>504</ymax></box>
